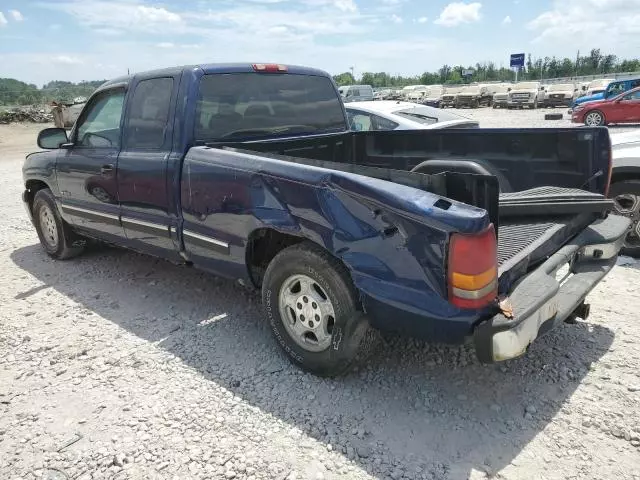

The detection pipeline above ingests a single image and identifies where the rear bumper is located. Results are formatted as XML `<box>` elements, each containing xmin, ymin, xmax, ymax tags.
<box><xmin>473</xmin><ymin>214</ymin><xmax>630</xmax><ymax>363</ymax></box>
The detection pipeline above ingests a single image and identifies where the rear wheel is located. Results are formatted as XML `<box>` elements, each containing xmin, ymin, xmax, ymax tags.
<box><xmin>32</xmin><ymin>189</ymin><xmax>85</xmax><ymax>260</ymax></box>
<box><xmin>609</xmin><ymin>180</ymin><xmax>640</xmax><ymax>257</ymax></box>
<box><xmin>261</xmin><ymin>242</ymin><xmax>378</xmax><ymax>376</ymax></box>
<box><xmin>584</xmin><ymin>110</ymin><xmax>605</xmax><ymax>126</ymax></box>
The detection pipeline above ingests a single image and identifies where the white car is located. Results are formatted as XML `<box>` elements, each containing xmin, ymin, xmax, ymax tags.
<box><xmin>344</xmin><ymin>101</ymin><xmax>479</xmax><ymax>131</ymax></box>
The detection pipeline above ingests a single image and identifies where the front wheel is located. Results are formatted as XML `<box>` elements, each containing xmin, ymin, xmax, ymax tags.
<box><xmin>32</xmin><ymin>188</ymin><xmax>85</xmax><ymax>260</ymax></box>
<box><xmin>609</xmin><ymin>180</ymin><xmax>640</xmax><ymax>257</ymax></box>
<box><xmin>262</xmin><ymin>242</ymin><xmax>378</xmax><ymax>376</ymax></box>
<box><xmin>584</xmin><ymin>110</ymin><xmax>605</xmax><ymax>126</ymax></box>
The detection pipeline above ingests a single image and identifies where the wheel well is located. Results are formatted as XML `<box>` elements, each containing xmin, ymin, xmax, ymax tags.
<box><xmin>24</xmin><ymin>180</ymin><xmax>50</xmax><ymax>210</ymax></box>
<box><xmin>610</xmin><ymin>170</ymin><xmax>640</xmax><ymax>186</ymax></box>
<box><xmin>246</xmin><ymin>229</ymin><xmax>306</xmax><ymax>287</ymax></box>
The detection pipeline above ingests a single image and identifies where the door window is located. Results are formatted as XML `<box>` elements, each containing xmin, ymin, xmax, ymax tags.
<box><xmin>124</xmin><ymin>77</ymin><xmax>174</xmax><ymax>149</ymax></box>
<box><xmin>347</xmin><ymin>110</ymin><xmax>398</xmax><ymax>131</ymax></box>
<box><xmin>75</xmin><ymin>89</ymin><xmax>125</xmax><ymax>148</ymax></box>
<box><xmin>622</xmin><ymin>90</ymin><xmax>640</xmax><ymax>101</ymax></box>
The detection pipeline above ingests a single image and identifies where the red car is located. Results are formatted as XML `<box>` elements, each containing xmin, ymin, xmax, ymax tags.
<box><xmin>572</xmin><ymin>86</ymin><xmax>640</xmax><ymax>126</ymax></box>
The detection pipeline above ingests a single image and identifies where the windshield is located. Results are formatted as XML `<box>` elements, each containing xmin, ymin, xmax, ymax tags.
<box><xmin>195</xmin><ymin>73</ymin><xmax>347</xmax><ymax>142</ymax></box>
<box><xmin>493</xmin><ymin>85</ymin><xmax>510</xmax><ymax>94</ymax></box>
<box><xmin>548</xmin><ymin>84</ymin><xmax>574</xmax><ymax>91</ymax></box>
<box><xmin>394</xmin><ymin>105</ymin><xmax>467</xmax><ymax>125</ymax></box>
<box><xmin>514</xmin><ymin>82</ymin><xmax>539</xmax><ymax>90</ymax></box>
<box><xmin>427</xmin><ymin>87</ymin><xmax>444</xmax><ymax>97</ymax></box>
<box><xmin>460</xmin><ymin>86</ymin><xmax>480</xmax><ymax>94</ymax></box>
<box><xmin>590</xmin><ymin>80</ymin><xmax>611</xmax><ymax>89</ymax></box>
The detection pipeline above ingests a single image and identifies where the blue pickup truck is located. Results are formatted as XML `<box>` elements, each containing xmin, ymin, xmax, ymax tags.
<box><xmin>22</xmin><ymin>63</ymin><xmax>629</xmax><ymax>376</ymax></box>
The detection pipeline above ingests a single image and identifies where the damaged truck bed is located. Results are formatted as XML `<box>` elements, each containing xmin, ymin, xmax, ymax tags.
<box><xmin>23</xmin><ymin>63</ymin><xmax>629</xmax><ymax>376</ymax></box>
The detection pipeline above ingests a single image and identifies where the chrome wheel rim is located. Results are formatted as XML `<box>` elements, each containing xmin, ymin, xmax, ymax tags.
<box><xmin>613</xmin><ymin>193</ymin><xmax>640</xmax><ymax>248</ymax></box>
<box><xmin>585</xmin><ymin>112</ymin><xmax>602</xmax><ymax>126</ymax></box>
<box><xmin>278</xmin><ymin>274</ymin><xmax>335</xmax><ymax>352</ymax></box>
<box><xmin>39</xmin><ymin>204</ymin><xmax>59</xmax><ymax>250</ymax></box>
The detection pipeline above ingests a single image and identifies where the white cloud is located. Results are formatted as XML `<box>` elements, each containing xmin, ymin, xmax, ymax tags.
<box><xmin>0</xmin><ymin>12</ymin><xmax>7</xmax><ymax>26</ymax></box>
<box><xmin>434</xmin><ymin>2</ymin><xmax>482</xmax><ymax>27</ymax></box>
<box><xmin>156</xmin><ymin>42</ymin><xmax>175</xmax><ymax>48</ymax></box>
<box><xmin>527</xmin><ymin>0</ymin><xmax>640</xmax><ymax>57</ymax></box>
<box><xmin>391</xmin><ymin>14</ymin><xmax>403</xmax><ymax>24</ymax></box>
<box><xmin>502</xmin><ymin>15</ymin><xmax>512</xmax><ymax>25</ymax></box>
<box><xmin>43</xmin><ymin>1</ymin><xmax>182</xmax><ymax>33</ymax></box>
<box><xmin>417</xmin><ymin>16</ymin><xmax>428</xmax><ymax>24</ymax></box>
<box><xmin>333</xmin><ymin>0</ymin><xmax>357</xmax><ymax>12</ymax></box>
<box><xmin>9</xmin><ymin>9</ymin><xmax>23</xmax><ymax>21</ymax></box>
<box><xmin>53</xmin><ymin>55</ymin><xmax>83</xmax><ymax>65</ymax></box>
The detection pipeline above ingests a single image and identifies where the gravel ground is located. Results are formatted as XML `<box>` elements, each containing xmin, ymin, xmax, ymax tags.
<box><xmin>1</xmin><ymin>118</ymin><xmax>640</xmax><ymax>480</ymax></box>
<box><xmin>448</xmin><ymin>106</ymin><xmax>639</xmax><ymax>133</ymax></box>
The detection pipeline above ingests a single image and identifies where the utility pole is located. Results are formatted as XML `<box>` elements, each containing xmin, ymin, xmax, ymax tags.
<box><xmin>575</xmin><ymin>50</ymin><xmax>580</xmax><ymax>79</ymax></box>
<box><xmin>350</xmin><ymin>66</ymin><xmax>355</xmax><ymax>83</ymax></box>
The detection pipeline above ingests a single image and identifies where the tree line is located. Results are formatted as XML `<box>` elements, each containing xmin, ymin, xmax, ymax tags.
<box><xmin>334</xmin><ymin>49</ymin><xmax>640</xmax><ymax>88</ymax></box>
<box><xmin>0</xmin><ymin>79</ymin><xmax>106</xmax><ymax>106</ymax></box>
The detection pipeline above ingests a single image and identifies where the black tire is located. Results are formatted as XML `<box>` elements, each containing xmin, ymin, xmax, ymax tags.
<box><xmin>262</xmin><ymin>241</ymin><xmax>379</xmax><ymax>377</ymax></box>
<box><xmin>32</xmin><ymin>189</ymin><xmax>85</xmax><ymax>260</ymax></box>
<box><xmin>608</xmin><ymin>180</ymin><xmax>640</xmax><ymax>257</ymax></box>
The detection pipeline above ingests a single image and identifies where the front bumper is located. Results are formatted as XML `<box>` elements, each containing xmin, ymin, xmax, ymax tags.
<box><xmin>508</xmin><ymin>98</ymin><xmax>534</xmax><ymax>106</ymax></box>
<box><xmin>473</xmin><ymin>214</ymin><xmax>630</xmax><ymax>363</ymax></box>
<box><xmin>546</xmin><ymin>97</ymin><xmax>572</xmax><ymax>107</ymax></box>
<box><xmin>22</xmin><ymin>190</ymin><xmax>34</xmax><ymax>224</ymax></box>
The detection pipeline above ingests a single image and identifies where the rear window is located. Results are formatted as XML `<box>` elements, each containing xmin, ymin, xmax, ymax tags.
<box><xmin>195</xmin><ymin>73</ymin><xmax>347</xmax><ymax>142</ymax></box>
<box><xmin>394</xmin><ymin>106</ymin><xmax>467</xmax><ymax>125</ymax></box>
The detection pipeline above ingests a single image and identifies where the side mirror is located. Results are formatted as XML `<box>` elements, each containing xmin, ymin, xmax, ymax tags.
<box><xmin>37</xmin><ymin>128</ymin><xmax>69</xmax><ymax>149</ymax></box>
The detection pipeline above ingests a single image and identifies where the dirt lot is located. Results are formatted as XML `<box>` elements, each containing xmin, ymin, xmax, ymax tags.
<box><xmin>1</xmin><ymin>118</ymin><xmax>640</xmax><ymax>480</ymax></box>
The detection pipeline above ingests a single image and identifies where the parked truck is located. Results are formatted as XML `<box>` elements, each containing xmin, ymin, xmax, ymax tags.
<box><xmin>507</xmin><ymin>81</ymin><xmax>546</xmax><ymax>109</ymax></box>
<box><xmin>23</xmin><ymin>62</ymin><xmax>628</xmax><ymax>377</ymax></box>
<box><xmin>455</xmin><ymin>85</ymin><xmax>493</xmax><ymax>108</ymax></box>
<box><xmin>543</xmin><ymin>83</ymin><xmax>579</xmax><ymax>108</ymax></box>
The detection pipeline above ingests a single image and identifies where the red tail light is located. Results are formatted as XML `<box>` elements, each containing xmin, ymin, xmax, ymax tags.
<box><xmin>252</xmin><ymin>63</ymin><xmax>288</xmax><ymax>73</ymax></box>
<box><xmin>448</xmin><ymin>224</ymin><xmax>498</xmax><ymax>309</ymax></box>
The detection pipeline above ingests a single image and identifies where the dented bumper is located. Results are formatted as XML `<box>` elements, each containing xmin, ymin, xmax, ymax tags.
<box><xmin>473</xmin><ymin>214</ymin><xmax>630</xmax><ymax>363</ymax></box>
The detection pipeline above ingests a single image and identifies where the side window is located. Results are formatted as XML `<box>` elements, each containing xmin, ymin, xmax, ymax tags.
<box><xmin>124</xmin><ymin>77</ymin><xmax>174</xmax><ymax>149</ymax></box>
<box><xmin>370</xmin><ymin>114</ymin><xmax>399</xmax><ymax>131</ymax></box>
<box><xmin>624</xmin><ymin>91</ymin><xmax>640</xmax><ymax>101</ymax></box>
<box><xmin>347</xmin><ymin>110</ymin><xmax>372</xmax><ymax>131</ymax></box>
<box><xmin>76</xmin><ymin>89</ymin><xmax>125</xmax><ymax>148</ymax></box>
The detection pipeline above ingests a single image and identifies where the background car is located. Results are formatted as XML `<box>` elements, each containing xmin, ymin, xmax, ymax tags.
<box><xmin>543</xmin><ymin>83</ymin><xmax>578</xmax><ymax>107</ymax></box>
<box><xmin>571</xmin><ymin>86</ymin><xmax>640</xmax><ymax>126</ymax></box>
<box><xmin>609</xmin><ymin>130</ymin><xmax>640</xmax><ymax>256</ymax></box>
<box><xmin>572</xmin><ymin>78</ymin><xmax>640</xmax><ymax>110</ymax></box>
<box><xmin>338</xmin><ymin>85</ymin><xmax>374</xmax><ymax>103</ymax></box>
<box><xmin>344</xmin><ymin>101</ymin><xmax>479</xmax><ymax>131</ymax></box>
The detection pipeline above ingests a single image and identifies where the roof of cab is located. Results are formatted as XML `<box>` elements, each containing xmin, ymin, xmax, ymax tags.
<box><xmin>98</xmin><ymin>63</ymin><xmax>331</xmax><ymax>90</ymax></box>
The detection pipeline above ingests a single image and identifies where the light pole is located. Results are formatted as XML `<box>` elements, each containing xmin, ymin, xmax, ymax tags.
<box><xmin>350</xmin><ymin>66</ymin><xmax>355</xmax><ymax>82</ymax></box>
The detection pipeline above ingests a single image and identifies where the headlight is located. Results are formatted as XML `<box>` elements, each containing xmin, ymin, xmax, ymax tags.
<box><xmin>573</xmin><ymin>105</ymin><xmax>584</xmax><ymax>112</ymax></box>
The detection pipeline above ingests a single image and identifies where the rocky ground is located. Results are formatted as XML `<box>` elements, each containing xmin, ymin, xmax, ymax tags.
<box><xmin>1</xmin><ymin>118</ymin><xmax>639</xmax><ymax>480</ymax></box>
